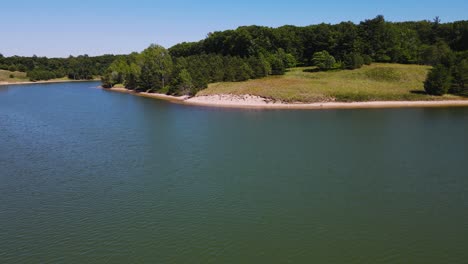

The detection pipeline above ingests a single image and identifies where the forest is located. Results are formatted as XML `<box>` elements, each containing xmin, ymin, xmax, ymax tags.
<box><xmin>101</xmin><ymin>16</ymin><xmax>468</xmax><ymax>96</ymax></box>
<box><xmin>1</xmin><ymin>16</ymin><xmax>467</xmax><ymax>96</ymax></box>
<box><xmin>0</xmin><ymin>54</ymin><xmax>122</xmax><ymax>81</ymax></box>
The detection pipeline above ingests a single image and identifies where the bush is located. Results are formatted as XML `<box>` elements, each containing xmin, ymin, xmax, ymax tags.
<box><xmin>424</xmin><ymin>65</ymin><xmax>452</xmax><ymax>95</ymax></box>
<box><xmin>312</xmin><ymin>51</ymin><xmax>336</xmax><ymax>71</ymax></box>
<box><xmin>343</xmin><ymin>53</ymin><xmax>364</xmax><ymax>70</ymax></box>
<box><xmin>363</xmin><ymin>55</ymin><xmax>372</xmax><ymax>65</ymax></box>
<box><xmin>9</xmin><ymin>74</ymin><xmax>14</xmax><ymax>78</ymax></box>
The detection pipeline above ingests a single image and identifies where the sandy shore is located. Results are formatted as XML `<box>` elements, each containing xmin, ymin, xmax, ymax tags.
<box><xmin>186</xmin><ymin>94</ymin><xmax>468</xmax><ymax>109</ymax></box>
<box><xmin>105</xmin><ymin>87</ymin><xmax>189</xmax><ymax>102</ymax></box>
<box><xmin>0</xmin><ymin>79</ymin><xmax>99</xmax><ymax>86</ymax></box>
<box><xmin>104</xmin><ymin>88</ymin><xmax>468</xmax><ymax>110</ymax></box>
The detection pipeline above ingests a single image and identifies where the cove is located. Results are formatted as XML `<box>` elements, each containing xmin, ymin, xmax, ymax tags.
<box><xmin>1</xmin><ymin>82</ymin><xmax>468</xmax><ymax>263</ymax></box>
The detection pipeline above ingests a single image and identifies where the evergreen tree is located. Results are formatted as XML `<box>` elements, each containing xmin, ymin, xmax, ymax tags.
<box><xmin>451</xmin><ymin>59</ymin><xmax>468</xmax><ymax>95</ymax></box>
<box><xmin>424</xmin><ymin>64</ymin><xmax>452</xmax><ymax>95</ymax></box>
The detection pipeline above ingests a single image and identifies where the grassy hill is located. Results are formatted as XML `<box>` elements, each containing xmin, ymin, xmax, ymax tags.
<box><xmin>0</xmin><ymin>70</ymin><xmax>83</xmax><ymax>84</ymax></box>
<box><xmin>198</xmin><ymin>63</ymin><xmax>464</xmax><ymax>102</ymax></box>
<box><xmin>0</xmin><ymin>70</ymin><xmax>29</xmax><ymax>83</ymax></box>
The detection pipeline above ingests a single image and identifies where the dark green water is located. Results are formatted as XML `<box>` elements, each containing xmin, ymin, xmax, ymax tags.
<box><xmin>1</xmin><ymin>82</ymin><xmax>468</xmax><ymax>263</ymax></box>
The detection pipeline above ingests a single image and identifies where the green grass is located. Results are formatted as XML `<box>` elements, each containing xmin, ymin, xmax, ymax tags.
<box><xmin>198</xmin><ymin>63</ymin><xmax>465</xmax><ymax>102</ymax></box>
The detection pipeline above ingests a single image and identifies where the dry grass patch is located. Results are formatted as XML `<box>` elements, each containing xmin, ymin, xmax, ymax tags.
<box><xmin>0</xmin><ymin>70</ymin><xmax>29</xmax><ymax>83</ymax></box>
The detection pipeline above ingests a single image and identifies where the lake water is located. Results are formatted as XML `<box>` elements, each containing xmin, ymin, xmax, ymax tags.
<box><xmin>1</xmin><ymin>82</ymin><xmax>468</xmax><ymax>263</ymax></box>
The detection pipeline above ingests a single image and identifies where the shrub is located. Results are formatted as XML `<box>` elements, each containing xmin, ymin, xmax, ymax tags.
<box><xmin>312</xmin><ymin>51</ymin><xmax>336</xmax><ymax>71</ymax></box>
<box><xmin>363</xmin><ymin>55</ymin><xmax>372</xmax><ymax>65</ymax></box>
<box><xmin>343</xmin><ymin>53</ymin><xmax>364</xmax><ymax>70</ymax></box>
<box><xmin>9</xmin><ymin>74</ymin><xmax>14</xmax><ymax>78</ymax></box>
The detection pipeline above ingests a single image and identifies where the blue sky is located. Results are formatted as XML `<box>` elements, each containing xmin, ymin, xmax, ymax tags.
<box><xmin>2</xmin><ymin>0</ymin><xmax>467</xmax><ymax>57</ymax></box>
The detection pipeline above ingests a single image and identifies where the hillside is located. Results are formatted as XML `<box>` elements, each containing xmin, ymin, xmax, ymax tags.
<box><xmin>0</xmin><ymin>70</ymin><xmax>29</xmax><ymax>83</ymax></box>
<box><xmin>197</xmin><ymin>63</ymin><xmax>465</xmax><ymax>102</ymax></box>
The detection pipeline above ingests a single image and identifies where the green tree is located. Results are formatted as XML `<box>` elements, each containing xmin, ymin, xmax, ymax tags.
<box><xmin>247</xmin><ymin>55</ymin><xmax>271</xmax><ymax>78</ymax></box>
<box><xmin>138</xmin><ymin>44</ymin><xmax>173</xmax><ymax>91</ymax></box>
<box><xmin>343</xmin><ymin>53</ymin><xmax>364</xmax><ymax>69</ymax></box>
<box><xmin>171</xmin><ymin>69</ymin><xmax>194</xmax><ymax>95</ymax></box>
<box><xmin>451</xmin><ymin>59</ymin><xmax>468</xmax><ymax>95</ymax></box>
<box><xmin>424</xmin><ymin>65</ymin><xmax>452</xmax><ymax>95</ymax></box>
<box><xmin>419</xmin><ymin>41</ymin><xmax>454</xmax><ymax>67</ymax></box>
<box><xmin>312</xmin><ymin>51</ymin><xmax>336</xmax><ymax>70</ymax></box>
<box><xmin>276</xmin><ymin>48</ymin><xmax>297</xmax><ymax>68</ymax></box>
<box><xmin>268</xmin><ymin>54</ymin><xmax>285</xmax><ymax>75</ymax></box>
<box><xmin>124</xmin><ymin>63</ymin><xmax>140</xmax><ymax>90</ymax></box>
<box><xmin>359</xmin><ymin>15</ymin><xmax>398</xmax><ymax>62</ymax></box>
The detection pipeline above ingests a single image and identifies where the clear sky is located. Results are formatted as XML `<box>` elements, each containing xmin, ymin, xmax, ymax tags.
<box><xmin>2</xmin><ymin>0</ymin><xmax>467</xmax><ymax>57</ymax></box>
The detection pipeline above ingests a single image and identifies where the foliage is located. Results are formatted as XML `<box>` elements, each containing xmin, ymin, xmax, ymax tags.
<box><xmin>0</xmin><ymin>54</ymin><xmax>119</xmax><ymax>81</ymax></box>
<box><xmin>343</xmin><ymin>53</ymin><xmax>365</xmax><ymax>69</ymax></box>
<box><xmin>268</xmin><ymin>54</ymin><xmax>286</xmax><ymax>75</ymax></box>
<box><xmin>27</xmin><ymin>69</ymin><xmax>57</xmax><ymax>81</ymax></box>
<box><xmin>363</xmin><ymin>55</ymin><xmax>373</xmax><ymax>65</ymax></box>
<box><xmin>419</xmin><ymin>41</ymin><xmax>455</xmax><ymax>67</ymax></box>
<box><xmin>171</xmin><ymin>69</ymin><xmax>194</xmax><ymax>95</ymax></box>
<box><xmin>137</xmin><ymin>44</ymin><xmax>173</xmax><ymax>91</ymax></box>
<box><xmin>312</xmin><ymin>51</ymin><xmax>336</xmax><ymax>70</ymax></box>
<box><xmin>451</xmin><ymin>59</ymin><xmax>468</xmax><ymax>95</ymax></box>
<box><xmin>424</xmin><ymin>65</ymin><xmax>452</xmax><ymax>95</ymax></box>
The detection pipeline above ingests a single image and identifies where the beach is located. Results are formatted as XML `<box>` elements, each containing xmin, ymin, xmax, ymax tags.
<box><xmin>105</xmin><ymin>87</ymin><xmax>468</xmax><ymax>110</ymax></box>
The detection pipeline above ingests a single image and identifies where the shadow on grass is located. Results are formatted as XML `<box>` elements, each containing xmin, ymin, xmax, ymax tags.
<box><xmin>303</xmin><ymin>68</ymin><xmax>322</xmax><ymax>73</ymax></box>
<box><xmin>303</xmin><ymin>68</ymin><xmax>343</xmax><ymax>73</ymax></box>
<box><xmin>410</xmin><ymin>90</ymin><xmax>427</xmax><ymax>95</ymax></box>
<box><xmin>410</xmin><ymin>90</ymin><xmax>468</xmax><ymax>97</ymax></box>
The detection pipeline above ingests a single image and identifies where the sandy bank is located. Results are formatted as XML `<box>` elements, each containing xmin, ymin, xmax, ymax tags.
<box><xmin>106</xmin><ymin>87</ymin><xmax>189</xmax><ymax>102</ymax></box>
<box><xmin>104</xmin><ymin>88</ymin><xmax>468</xmax><ymax>110</ymax></box>
<box><xmin>185</xmin><ymin>94</ymin><xmax>468</xmax><ymax>109</ymax></box>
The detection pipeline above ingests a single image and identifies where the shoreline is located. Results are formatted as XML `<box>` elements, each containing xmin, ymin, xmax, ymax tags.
<box><xmin>0</xmin><ymin>79</ymin><xmax>99</xmax><ymax>86</ymax></box>
<box><xmin>104</xmin><ymin>87</ymin><xmax>468</xmax><ymax>110</ymax></box>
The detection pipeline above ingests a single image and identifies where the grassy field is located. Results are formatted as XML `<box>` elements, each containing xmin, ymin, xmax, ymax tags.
<box><xmin>198</xmin><ymin>63</ymin><xmax>464</xmax><ymax>102</ymax></box>
<box><xmin>0</xmin><ymin>70</ymin><xmax>29</xmax><ymax>83</ymax></box>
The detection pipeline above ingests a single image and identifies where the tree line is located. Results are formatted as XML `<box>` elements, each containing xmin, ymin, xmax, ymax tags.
<box><xmin>0</xmin><ymin>54</ymin><xmax>122</xmax><ymax>81</ymax></box>
<box><xmin>169</xmin><ymin>16</ymin><xmax>468</xmax><ymax>65</ymax></box>
<box><xmin>101</xmin><ymin>46</ymin><xmax>297</xmax><ymax>95</ymax></box>
<box><xmin>102</xmin><ymin>16</ymin><xmax>468</xmax><ymax>96</ymax></box>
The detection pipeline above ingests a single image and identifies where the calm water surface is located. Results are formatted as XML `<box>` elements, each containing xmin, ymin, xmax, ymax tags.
<box><xmin>1</xmin><ymin>82</ymin><xmax>468</xmax><ymax>263</ymax></box>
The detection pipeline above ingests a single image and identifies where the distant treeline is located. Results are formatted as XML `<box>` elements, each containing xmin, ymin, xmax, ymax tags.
<box><xmin>0</xmin><ymin>54</ymin><xmax>122</xmax><ymax>81</ymax></box>
<box><xmin>102</xmin><ymin>16</ymin><xmax>468</xmax><ymax>96</ymax></box>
